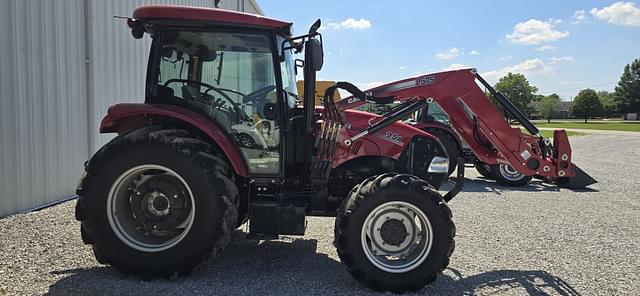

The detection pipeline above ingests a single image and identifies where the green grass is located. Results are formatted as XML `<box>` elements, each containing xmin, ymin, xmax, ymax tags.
<box><xmin>514</xmin><ymin>127</ymin><xmax>584</xmax><ymax>138</ymax></box>
<box><xmin>537</xmin><ymin>129</ymin><xmax>584</xmax><ymax>138</ymax></box>
<box><xmin>533</xmin><ymin>121</ymin><xmax>640</xmax><ymax>132</ymax></box>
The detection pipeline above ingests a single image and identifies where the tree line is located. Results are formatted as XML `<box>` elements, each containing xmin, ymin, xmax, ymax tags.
<box><xmin>493</xmin><ymin>58</ymin><xmax>640</xmax><ymax>123</ymax></box>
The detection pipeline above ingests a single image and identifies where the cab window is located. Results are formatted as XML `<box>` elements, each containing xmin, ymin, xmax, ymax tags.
<box><xmin>154</xmin><ymin>31</ymin><xmax>280</xmax><ymax>175</ymax></box>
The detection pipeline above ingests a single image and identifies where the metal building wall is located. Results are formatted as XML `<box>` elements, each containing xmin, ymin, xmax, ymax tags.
<box><xmin>0</xmin><ymin>0</ymin><xmax>88</xmax><ymax>218</ymax></box>
<box><xmin>0</xmin><ymin>0</ymin><xmax>263</xmax><ymax>217</ymax></box>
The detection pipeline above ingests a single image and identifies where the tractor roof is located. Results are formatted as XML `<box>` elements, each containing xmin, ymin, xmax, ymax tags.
<box><xmin>133</xmin><ymin>5</ymin><xmax>293</xmax><ymax>35</ymax></box>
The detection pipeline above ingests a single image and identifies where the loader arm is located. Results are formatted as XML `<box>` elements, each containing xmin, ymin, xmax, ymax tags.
<box><xmin>333</xmin><ymin>68</ymin><xmax>596</xmax><ymax>188</ymax></box>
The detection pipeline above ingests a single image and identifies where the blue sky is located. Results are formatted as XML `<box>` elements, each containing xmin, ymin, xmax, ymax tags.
<box><xmin>261</xmin><ymin>1</ymin><xmax>640</xmax><ymax>100</ymax></box>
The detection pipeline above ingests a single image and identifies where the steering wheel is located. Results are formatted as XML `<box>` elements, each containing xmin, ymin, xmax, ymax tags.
<box><xmin>243</xmin><ymin>85</ymin><xmax>276</xmax><ymax>104</ymax></box>
<box><xmin>163</xmin><ymin>79</ymin><xmax>237</xmax><ymax>108</ymax></box>
<box><xmin>242</xmin><ymin>85</ymin><xmax>276</xmax><ymax>117</ymax></box>
<box><xmin>163</xmin><ymin>79</ymin><xmax>250</xmax><ymax>122</ymax></box>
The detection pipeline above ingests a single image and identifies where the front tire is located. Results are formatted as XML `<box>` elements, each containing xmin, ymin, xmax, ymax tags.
<box><xmin>474</xmin><ymin>160</ymin><xmax>493</xmax><ymax>179</ymax></box>
<box><xmin>75</xmin><ymin>127</ymin><xmax>238</xmax><ymax>277</ymax></box>
<box><xmin>490</xmin><ymin>163</ymin><xmax>532</xmax><ymax>187</ymax></box>
<box><xmin>334</xmin><ymin>174</ymin><xmax>455</xmax><ymax>293</ymax></box>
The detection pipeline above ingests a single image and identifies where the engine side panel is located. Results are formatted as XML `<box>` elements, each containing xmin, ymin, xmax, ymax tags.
<box><xmin>332</xmin><ymin>109</ymin><xmax>439</xmax><ymax>168</ymax></box>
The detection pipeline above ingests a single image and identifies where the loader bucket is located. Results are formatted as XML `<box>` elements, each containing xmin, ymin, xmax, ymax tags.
<box><xmin>557</xmin><ymin>165</ymin><xmax>597</xmax><ymax>189</ymax></box>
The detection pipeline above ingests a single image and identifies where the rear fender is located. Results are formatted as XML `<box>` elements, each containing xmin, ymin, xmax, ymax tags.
<box><xmin>100</xmin><ymin>103</ymin><xmax>248</xmax><ymax>176</ymax></box>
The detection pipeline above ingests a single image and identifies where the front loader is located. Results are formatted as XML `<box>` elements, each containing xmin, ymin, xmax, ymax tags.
<box><xmin>74</xmin><ymin>5</ymin><xmax>594</xmax><ymax>294</ymax></box>
<box><xmin>334</xmin><ymin>72</ymin><xmax>597</xmax><ymax>189</ymax></box>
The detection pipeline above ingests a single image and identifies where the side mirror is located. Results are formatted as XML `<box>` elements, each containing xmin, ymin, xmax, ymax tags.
<box><xmin>307</xmin><ymin>38</ymin><xmax>323</xmax><ymax>71</ymax></box>
<box><xmin>263</xmin><ymin>102</ymin><xmax>279</xmax><ymax>120</ymax></box>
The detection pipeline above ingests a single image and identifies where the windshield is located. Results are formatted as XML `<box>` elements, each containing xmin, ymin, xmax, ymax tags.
<box><xmin>277</xmin><ymin>36</ymin><xmax>298</xmax><ymax>108</ymax></box>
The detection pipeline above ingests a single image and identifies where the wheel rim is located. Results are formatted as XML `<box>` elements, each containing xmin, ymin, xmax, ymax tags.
<box><xmin>107</xmin><ymin>164</ymin><xmax>195</xmax><ymax>252</ymax></box>
<box><xmin>238</xmin><ymin>134</ymin><xmax>255</xmax><ymax>148</ymax></box>
<box><xmin>360</xmin><ymin>201</ymin><xmax>433</xmax><ymax>273</ymax></box>
<box><xmin>499</xmin><ymin>164</ymin><xmax>526</xmax><ymax>182</ymax></box>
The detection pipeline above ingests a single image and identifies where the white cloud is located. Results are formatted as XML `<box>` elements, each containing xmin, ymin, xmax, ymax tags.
<box><xmin>469</xmin><ymin>50</ymin><xmax>480</xmax><ymax>56</ymax></box>
<box><xmin>324</xmin><ymin>18</ymin><xmax>372</xmax><ymax>30</ymax></box>
<box><xmin>573</xmin><ymin>10</ymin><xmax>588</xmax><ymax>24</ymax></box>
<box><xmin>398</xmin><ymin>65</ymin><xmax>407</xmax><ymax>70</ymax></box>
<box><xmin>549</xmin><ymin>18</ymin><xmax>563</xmax><ymax>24</ymax></box>
<box><xmin>443</xmin><ymin>63</ymin><xmax>469</xmax><ymax>71</ymax></box>
<box><xmin>482</xmin><ymin>58</ymin><xmax>553</xmax><ymax>79</ymax></box>
<box><xmin>548</xmin><ymin>56</ymin><xmax>574</xmax><ymax>65</ymax></box>
<box><xmin>341</xmin><ymin>18</ymin><xmax>372</xmax><ymax>29</ymax></box>
<box><xmin>499</xmin><ymin>55</ymin><xmax>513</xmax><ymax>61</ymax></box>
<box><xmin>535</xmin><ymin>45</ymin><xmax>556</xmax><ymax>51</ymax></box>
<box><xmin>558</xmin><ymin>80</ymin><xmax>583</xmax><ymax>85</ymax></box>
<box><xmin>506</xmin><ymin>19</ymin><xmax>569</xmax><ymax>45</ymax></box>
<box><xmin>435</xmin><ymin>48</ymin><xmax>461</xmax><ymax>60</ymax></box>
<box><xmin>590</xmin><ymin>2</ymin><xmax>640</xmax><ymax>27</ymax></box>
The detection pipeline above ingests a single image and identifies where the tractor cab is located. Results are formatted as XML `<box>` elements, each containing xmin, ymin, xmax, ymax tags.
<box><xmin>129</xmin><ymin>6</ymin><xmax>303</xmax><ymax>179</ymax></box>
<box><xmin>126</xmin><ymin>6</ymin><xmax>326</xmax><ymax>187</ymax></box>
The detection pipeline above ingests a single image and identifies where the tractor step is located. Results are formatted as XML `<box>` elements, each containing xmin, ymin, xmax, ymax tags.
<box><xmin>248</xmin><ymin>200</ymin><xmax>307</xmax><ymax>236</ymax></box>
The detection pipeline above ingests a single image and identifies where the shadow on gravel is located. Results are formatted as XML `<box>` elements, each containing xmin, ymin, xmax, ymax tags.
<box><xmin>428</xmin><ymin>268</ymin><xmax>582</xmax><ymax>295</ymax></box>
<box><xmin>46</xmin><ymin>232</ymin><xmax>581</xmax><ymax>296</ymax></box>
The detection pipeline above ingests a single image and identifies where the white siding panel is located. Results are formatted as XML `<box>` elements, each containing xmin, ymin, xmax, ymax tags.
<box><xmin>0</xmin><ymin>0</ymin><xmax>263</xmax><ymax>217</ymax></box>
<box><xmin>0</xmin><ymin>0</ymin><xmax>88</xmax><ymax>217</ymax></box>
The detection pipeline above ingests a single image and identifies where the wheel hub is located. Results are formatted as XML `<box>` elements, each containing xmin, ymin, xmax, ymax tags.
<box><xmin>144</xmin><ymin>191</ymin><xmax>170</xmax><ymax>217</ymax></box>
<box><xmin>379</xmin><ymin>219</ymin><xmax>408</xmax><ymax>246</ymax></box>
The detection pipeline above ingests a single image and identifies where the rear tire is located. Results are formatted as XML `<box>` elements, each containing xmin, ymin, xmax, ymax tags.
<box><xmin>334</xmin><ymin>174</ymin><xmax>455</xmax><ymax>293</ymax></box>
<box><xmin>75</xmin><ymin>126</ymin><xmax>238</xmax><ymax>277</ymax></box>
<box><xmin>490</xmin><ymin>163</ymin><xmax>531</xmax><ymax>187</ymax></box>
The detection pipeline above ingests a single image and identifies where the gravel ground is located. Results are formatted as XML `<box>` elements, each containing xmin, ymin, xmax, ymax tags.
<box><xmin>1</xmin><ymin>133</ymin><xmax>639</xmax><ymax>295</ymax></box>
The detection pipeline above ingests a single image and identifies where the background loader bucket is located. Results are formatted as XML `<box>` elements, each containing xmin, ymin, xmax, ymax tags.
<box><xmin>557</xmin><ymin>165</ymin><xmax>597</xmax><ymax>189</ymax></box>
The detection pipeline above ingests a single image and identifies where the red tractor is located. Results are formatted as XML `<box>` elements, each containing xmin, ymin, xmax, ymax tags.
<box><xmin>75</xmin><ymin>5</ymin><xmax>595</xmax><ymax>293</ymax></box>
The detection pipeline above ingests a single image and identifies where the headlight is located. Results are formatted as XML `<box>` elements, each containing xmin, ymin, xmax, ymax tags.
<box><xmin>427</xmin><ymin>156</ymin><xmax>449</xmax><ymax>173</ymax></box>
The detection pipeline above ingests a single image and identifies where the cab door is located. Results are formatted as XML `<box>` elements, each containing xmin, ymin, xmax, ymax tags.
<box><xmin>155</xmin><ymin>30</ymin><xmax>282</xmax><ymax>176</ymax></box>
